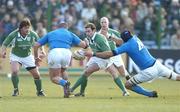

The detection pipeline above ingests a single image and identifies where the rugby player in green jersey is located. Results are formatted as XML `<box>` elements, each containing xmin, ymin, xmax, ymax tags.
<box><xmin>70</xmin><ymin>23</ymin><xmax>128</xmax><ymax>97</ymax></box>
<box><xmin>99</xmin><ymin>17</ymin><xmax>130</xmax><ymax>80</ymax></box>
<box><xmin>0</xmin><ymin>18</ymin><xmax>45</xmax><ymax>96</ymax></box>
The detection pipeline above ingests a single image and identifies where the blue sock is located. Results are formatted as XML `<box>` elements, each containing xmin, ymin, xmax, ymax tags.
<box><xmin>58</xmin><ymin>79</ymin><xmax>67</xmax><ymax>86</ymax></box>
<box><xmin>131</xmin><ymin>85</ymin><xmax>154</xmax><ymax>97</ymax></box>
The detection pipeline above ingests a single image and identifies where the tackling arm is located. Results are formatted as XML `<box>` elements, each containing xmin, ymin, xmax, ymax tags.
<box><xmin>94</xmin><ymin>51</ymin><xmax>114</xmax><ymax>59</ymax></box>
<box><xmin>110</xmin><ymin>36</ymin><xmax>123</xmax><ymax>46</ymax></box>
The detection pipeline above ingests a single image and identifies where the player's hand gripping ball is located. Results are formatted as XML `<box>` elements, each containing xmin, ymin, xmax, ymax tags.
<box><xmin>73</xmin><ymin>49</ymin><xmax>85</xmax><ymax>60</ymax></box>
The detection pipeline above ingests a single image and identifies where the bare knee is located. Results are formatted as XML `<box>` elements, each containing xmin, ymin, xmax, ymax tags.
<box><xmin>28</xmin><ymin>68</ymin><xmax>41</xmax><ymax>79</ymax></box>
<box><xmin>83</xmin><ymin>70</ymin><xmax>91</xmax><ymax>77</ymax></box>
<box><xmin>125</xmin><ymin>81</ymin><xmax>133</xmax><ymax>90</ymax></box>
<box><xmin>32</xmin><ymin>72</ymin><xmax>40</xmax><ymax>79</ymax></box>
<box><xmin>11</xmin><ymin>71</ymin><xmax>18</xmax><ymax>75</ymax></box>
<box><xmin>176</xmin><ymin>75</ymin><xmax>180</xmax><ymax>81</ymax></box>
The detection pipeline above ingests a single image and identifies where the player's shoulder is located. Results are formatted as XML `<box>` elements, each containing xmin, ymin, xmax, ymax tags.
<box><xmin>96</xmin><ymin>33</ymin><xmax>105</xmax><ymax>38</ymax></box>
<box><xmin>108</xmin><ymin>28</ymin><xmax>119</xmax><ymax>33</ymax></box>
<box><xmin>8</xmin><ymin>29</ymin><xmax>19</xmax><ymax>36</ymax></box>
<box><xmin>30</xmin><ymin>30</ymin><xmax>38</xmax><ymax>35</ymax></box>
<box><xmin>29</xmin><ymin>30</ymin><xmax>39</xmax><ymax>38</ymax></box>
<box><xmin>108</xmin><ymin>28</ymin><xmax>116</xmax><ymax>32</ymax></box>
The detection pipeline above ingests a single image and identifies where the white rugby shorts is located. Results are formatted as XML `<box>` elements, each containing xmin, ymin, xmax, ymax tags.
<box><xmin>128</xmin><ymin>60</ymin><xmax>179</xmax><ymax>85</ymax></box>
<box><xmin>86</xmin><ymin>56</ymin><xmax>112</xmax><ymax>69</ymax></box>
<box><xmin>48</xmin><ymin>48</ymin><xmax>72</xmax><ymax>68</ymax></box>
<box><xmin>110</xmin><ymin>54</ymin><xmax>125</xmax><ymax>67</ymax></box>
<box><xmin>10</xmin><ymin>53</ymin><xmax>36</xmax><ymax>68</ymax></box>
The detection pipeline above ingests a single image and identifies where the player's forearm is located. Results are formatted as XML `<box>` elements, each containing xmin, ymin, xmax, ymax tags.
<box><xmin>111</xmin><ymin>37</ymin><xmax>123</xmax><ymax>46</ymax></box>
<box><xmin>33</xmin><ymin>42</ymin><xmax>41</xmax><ymax>58</ymax></box>
<box><xmin>34</xmin><ymin>47</ymin><xmax>39</xmax><ymax>59</ymax></box>
<box><xmin>94</xmin><ymin>51</ymin><xmax>113</xmax><ymax>59</ymax></box>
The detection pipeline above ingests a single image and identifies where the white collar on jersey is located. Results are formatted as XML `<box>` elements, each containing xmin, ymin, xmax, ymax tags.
<box><xmin>91</xmin><ymin>32</ymin><xmax>97</xmax><ymax>41</ymax></box>
<box><xmin>18</xmin><ymin>32</ymin><xmax>29</xmax><ymax>40</ymax></box>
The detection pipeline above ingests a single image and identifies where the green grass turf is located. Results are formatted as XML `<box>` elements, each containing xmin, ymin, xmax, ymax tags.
<box><xmin>0</xmin><ymin>74</ymin><xmax>180</xmax><ymax>112</ymax></box>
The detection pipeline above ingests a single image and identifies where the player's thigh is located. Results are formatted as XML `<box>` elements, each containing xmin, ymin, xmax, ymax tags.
<box><xmin>61</xmin><ymin>52</ymin><xmax>72</xmax><ymax>68</ymax></box>
<box><xmin>10</xmin><ymin>54</ymin><xmax>22</xmax><ymax>73</ymax></box>
<box><xmin>130</xmin><ymin>68</ymin><xmax>157</xmax><ymax>84</ymax></box>
<box><xmin>84</xmin><ymin>63</ymin><xmax>99</xmax><ymax>76</ymax></box>
<box><xmin>156</xmin><ymin>61</ymin><xmax>179</xmax><ymax>80</ymax></box>
<box><xmin>156</xmin><ymin>61</ymin><xmax>173</xmax><ymax>77</ymax></box>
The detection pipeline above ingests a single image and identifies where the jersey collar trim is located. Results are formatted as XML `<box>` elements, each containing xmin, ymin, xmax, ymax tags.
<box><xmin>91</xmin><ymin>32</ymin><xmax>97</xmax><ymax>41</ymax></box>
<box><xmin>18</xmin><ymin>32</ymin><xmax>28</xmax><ymax>40</ymax></box>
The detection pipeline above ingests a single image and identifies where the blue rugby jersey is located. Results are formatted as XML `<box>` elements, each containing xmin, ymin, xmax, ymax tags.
<box><xmin>114</xmin><ymin>35</ymin><xmax>156</xmax><ymax>70</ymax></box>
<box><xmin>38</xmin><ymin>28</ymin><xmax>81</xmax><ymax>50</ymax></box>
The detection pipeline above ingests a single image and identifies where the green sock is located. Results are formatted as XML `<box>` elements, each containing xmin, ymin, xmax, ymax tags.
<box><xmin>71</xmin><ymin>75</ymin><xmax>87</xmax><ymax>92</ymax></box>
<box><xmin>80</xmin><ymin>78</ymin><xmax>88</xmax><ymax>94</ymax></box>
<box><xmin>114</xmin><ymin>77</ymin><xmax>126</xmax><ymax>92</ymax></box>
<box><xmin>11</xmin><ymin>75</ymin><xmax>19</xmax><ymax>89</ymax></box>
<box><xmin>34</xmin><ymin>79</ymin><xmax>42</xmax><ymax>92</ymax></box>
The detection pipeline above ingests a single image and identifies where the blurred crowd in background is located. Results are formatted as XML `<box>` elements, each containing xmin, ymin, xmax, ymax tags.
<box><xmin>0</xmin><ymin>0</ymin><xmax>179</xmax><ymax>49</ymax></box>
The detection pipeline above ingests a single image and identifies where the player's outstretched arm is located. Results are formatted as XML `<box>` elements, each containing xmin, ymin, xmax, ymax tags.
<box><xmin>95</xmin><ymin>51</ymin><xmax>114</xmax><ymax>59</ymax></box>
<box><xmin>110</xmin><ymin>36</ymin><xmax>123</xmax><ymax>46</ymax></box>
<box><xmin>84</xmin><ymin>51</ymin><xmax>113</xmax><ymax>59</ymax></box>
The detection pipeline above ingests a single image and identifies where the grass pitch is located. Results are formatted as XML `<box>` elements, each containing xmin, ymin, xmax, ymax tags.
<box><xmin>0</xmin><ymin>74</ymin><xmax>180</xmax><ymax>112</ymax></box>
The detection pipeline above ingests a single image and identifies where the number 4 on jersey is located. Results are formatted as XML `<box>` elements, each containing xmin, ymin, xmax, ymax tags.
<box><xmin>137</xmin><ymin>38</ymin><xmax>144</xmax><ymax>51</ymax></box>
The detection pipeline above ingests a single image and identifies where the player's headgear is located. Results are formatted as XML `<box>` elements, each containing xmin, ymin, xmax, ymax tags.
<box><xmin>120</xmin><ymin>30</ymin><xmax>133</xmax><ymax>42</ymax></box>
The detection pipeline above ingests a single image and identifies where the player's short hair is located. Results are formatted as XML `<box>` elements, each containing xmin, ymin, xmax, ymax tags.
<box><xmin>58</xmin><ymin>18</ymin><xmax>68</xmax><ymax>28</ymax></box>
<box><xmin>19</xmin><ymin>18</ymin><xmax>32</xmax><ymax>29</ymax></box>
<box><xmin>85</xmin><ymin>23</ymin><xmax>96</xmax><ymax>31</ymax></box>
<box><xmin>100</xmin><ymin>17</ymin><xmax>109</xmax><ymax>24</ymax></box>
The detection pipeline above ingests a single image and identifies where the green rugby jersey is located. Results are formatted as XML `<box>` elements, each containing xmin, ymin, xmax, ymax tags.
<box><xmin>107</xmin><ymin>28</ymin><xmax>121</xmax><ymax>50</ymax></box>
<box><xmin>2</xmin><ymin>29</ymin><xmax>39</xmax><ymax>57</ymax></box>
<box><xmin>87</xmin><ymin>32</ymin><xmax>111</xmax><ymax>53</ymax></box>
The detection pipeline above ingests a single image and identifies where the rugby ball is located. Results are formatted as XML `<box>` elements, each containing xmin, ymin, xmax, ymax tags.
<box><xmin>72</xmin><ymin>49</ymin><xmax>85</xmax><ymax>60</ymax></box>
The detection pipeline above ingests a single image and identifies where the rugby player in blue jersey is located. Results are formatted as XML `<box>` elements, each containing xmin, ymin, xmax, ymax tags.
<box><xmin>85</xmin><ymin>30</ymin><xmax>180</xmax><ymax>97</ymax></box>
<box><xmin>34</xmin><ymin>20</ymin><xmax>88</xmax><ymax>98</ymax></box>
